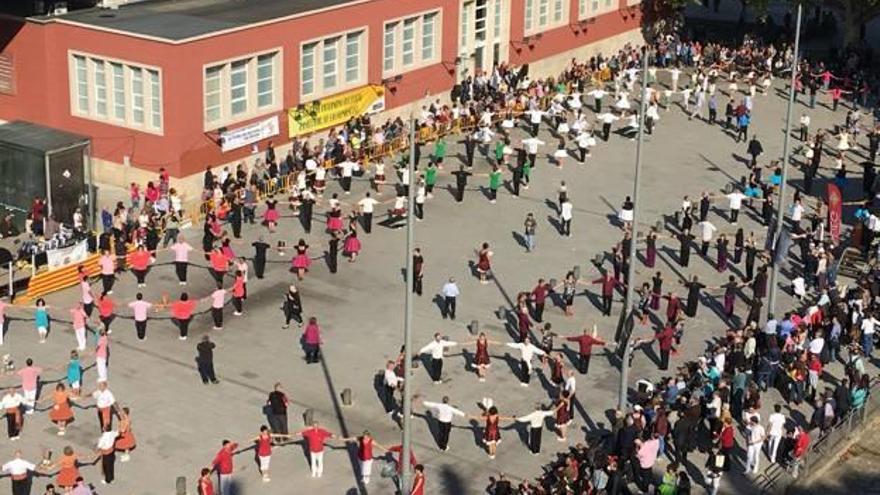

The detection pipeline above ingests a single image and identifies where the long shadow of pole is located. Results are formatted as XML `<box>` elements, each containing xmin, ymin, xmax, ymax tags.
<box><xmin>318</xmin><ymin>356</ymin><xmax>364</xmax><ymax>495</ymax></box>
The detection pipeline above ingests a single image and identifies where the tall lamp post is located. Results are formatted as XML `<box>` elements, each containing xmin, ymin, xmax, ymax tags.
<box><xmin>767</xmin><ymin>3</ymin><xmax>803</xmax><ymax>317</ymax></box>
<box><xmin>618</xmin><ymin>47</ymin><xmax>651</xmax><ymax>411</ymax></box>
<box><xmin>399</xmin><ymin>115</ymin><xmax>417</xmax><ymax>493</ymax></box>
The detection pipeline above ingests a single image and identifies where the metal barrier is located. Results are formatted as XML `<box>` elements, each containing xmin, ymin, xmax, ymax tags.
<box><xmin>756</xmin><ymin>376</ymin><xmax>880</xmax><ymax>494</ymax></box>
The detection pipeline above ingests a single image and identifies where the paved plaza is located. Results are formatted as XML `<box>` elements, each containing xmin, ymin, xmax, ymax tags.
<box><xmin>0</xmin><ymin>71</ymin><xmax>874</xmax><ymax>495</ymax></box>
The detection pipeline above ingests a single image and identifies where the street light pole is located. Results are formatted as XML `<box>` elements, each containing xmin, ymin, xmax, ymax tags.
<box><xmin>399</xmin><ymin>115</ymin><xmax>417</xmax><ymax>493</ymax></box>
<box><xmin>618</xmin><ymin>47</ymin><xmax>650</xmax><ymax>411</ymax></box>
<box><xmin>767</xmin><ymin>3</ymin><xmax>802</xmax><ymax>317</ymax></box>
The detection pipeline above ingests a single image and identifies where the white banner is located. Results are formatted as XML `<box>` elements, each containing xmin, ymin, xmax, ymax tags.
<box><xmin>46</xmin><ymin>240</ymin><xmax>89</xmax><ymax>270</ymax></box>
<box><xmin>221</xmin><ymin>115</ymin><xmax>280</xmax><ymax>153</ymax></box>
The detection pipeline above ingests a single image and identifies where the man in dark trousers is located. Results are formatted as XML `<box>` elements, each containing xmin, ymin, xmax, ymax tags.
<box><xmin>252</xmin><ymin>236</ymin><xmax>270</xmax><ymax>279</ymax></box>
<box><xmin>591</xmin><ymin>271</ymin><xmax>623</xmax><ymax>317</ymax></box>
<box><xmin>643</xmin><ymin>323</ymin><xmax>676</xmax><ymax>370</ymax></box>
<box><xmin>511</xmin><ymin>159</ymin><xmax>523</xmax><ymax>196</ymax></box>
<box><xmin>327</xmin><ymin>232</ymin><xmax>340</xmax><ymax>274</ymax></box>
<box><xmin>564</xmin><ymin>325</ymin><xmax>606</xmax><ymax>374</ymax></box>
<box><xmin>747</xmin><ymin>135</ymin><xmax>763</xmax><ymax>168</ymax></box>
<box><xmin>678</xmin><ymin>230</ymin><xmax>694</xmax><ymax>267</ymax></box>
<box><xmin>300</xmin><ymin>188</ymin><xmax>315</xmax><ymax>234</ymax></box>
<box><xmin>451</xmin><ymin>165</ymin><xmax>471</xmax><ymax>203</ymax></box>
<box><xmin>228</xmin><ymin>199</ymin><xmax>243</xmax><ymax>239</ymax></box>
<box><xmin>412</xmin><ymin>248</ymin><xmax>424</xmax><ymax>296</ymax></box>
<box><xmin>682</xmin><ymin>275</ymin><xmax>705</xmax><ymax>317</ymax></box>
<box><xmin>266</xmin><ymin>382</ymin><xmax>290</xmax><ymax>436</ymax></box>
<box><xmin>462</xmin><ymin>133</ymin><xmax>476</xmax><ymax>168</ymax></box>
<box><xmin>197</xmin><ymin>335</ymin><xmax>219</xmax><ymax>384</ymax></box>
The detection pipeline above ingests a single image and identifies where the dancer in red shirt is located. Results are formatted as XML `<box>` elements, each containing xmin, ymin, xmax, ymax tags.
<box><xmin>410</xmin><ymin>464</ymin><xmax>426</xmax><ymax>495</ymax></box>
<box><xmin>292</xmin><ymin>421</ymin><xmax>335</xmax><ymax>478</ymax></box>
<box><xmin>342</xmin><ymin>430</ymin><xmax>384</xmax><ymax>485</ymax></box>
<box><xmin>168</xmin><ymin>293</ymin><xmax>198</xmax><ymax>340</ymax></box>
<box><xmin>250</xmin><ymin>425</ymin><xmax>286</xmax><ymax>482</ymax></box>
<box><xmin>127</xmin><ymin>245</ymin><xmax>152</xmax><ymax>288</ymax></box>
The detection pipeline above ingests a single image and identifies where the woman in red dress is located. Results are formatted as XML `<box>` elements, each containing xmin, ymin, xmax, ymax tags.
<box><xmin>516</xmin><ymin>295</ymin><xmax>532</xmax><ymax>343</ymax></box>
<box><xmin>343</xmin><ymin>228</ymin><xmax>362</xmax><ymax>263</ymax></box>
<box><xmin>555</xmin><ymin>391</ymin><xmax>573</xmax><ymax>441</ymax></box>
<box><xmin>548</xmin><ymin>353</ymin><xmax>566</xmax><ymax>389</ymax></box>
<box><xmin>291</xmin><ymin>239</ymin><xmax>311</xmax><ymax>281</ymax></box>
<box><xmin>263</xmin><ymin>197</ymin><xmax>279</xmax><ymax>233</ymax></box>
<box><xmin>473</xmin><ymin>333</ymin><xmax>491</xmax><ymax>381</ymax></box>
<box><xmin>469</xmin><ymin>406</ymin><xmax>513</xmax><ymax>459</ymax></box>
<box><xmin>115</xmin><ymin>407</ymin><xmax>137</xmax><ymax>462</ymax></box>
<box><xmin>326</xmin><ymin>195</ymin><xmax>344</xmax><ymax>234</ymax></box>
<box><xmin>45</xmin><ymin>383</ymin><xmax>75</xmax><ymax>436</ymax></box>
<box><xmin>476</xmin><ymin>242</ymin><xmax>493</xmax><ymax>284</ymax></box>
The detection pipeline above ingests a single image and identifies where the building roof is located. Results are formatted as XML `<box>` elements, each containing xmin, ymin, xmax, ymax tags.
<box><xmin>0</xmin><ymin>121</ymin><xmax>89</xmax><ymax>154</ymax></box>
<box><xmin>40</xmin><ymin>0</ymin><xmax>362</xmax><ymax>42</ymax></box>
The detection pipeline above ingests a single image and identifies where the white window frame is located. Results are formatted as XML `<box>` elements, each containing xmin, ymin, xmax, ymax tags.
<box><xmin>148</xmin><ymin>69</ymin><xmax>161</xmax><ymax>129</ymax></box>
<box><xmin>383</xmin><ymin>10</ymin><xmax>442</xmax><ymax>77</ymax></box>
<box><xmin>73</xmin><ymin>55</ymin><xmax>89</xmax><ymax>113</ymax></box>
<box><xmin>383</xmin><ymin>23</ymin><xmax>397</xmax><ymax>73</ymax></box>
<box><xmin>322</xmin><ymin>36</ymin><xmax>339</xmax><ymax>91</ymax></box>
<box><xmin>130</xmin><ymin>66</ymin><xmax>144</xmax><ymax>125</ymax></box>
<box><xmin>93</xmin><ymin>58</ymin><xmax>107</xmax><ymax>118</ymax></box>
<box><xmin>524</xmin><ymin>0</ymin><xmax>568</xmax><ymax>34</ymax></box>
<box><xmin>111</xmin><ymin>62</ymin><xmax>125</xmax><ymax>121</ymax></box>
<box><xmin>402</xmin><ymin>18</ymin><xmax>416</xmax><ymax>67</ymax></box>
<box><xmin>256</xmin><ymin>54</ymin><xmax>275</xmax><ymax>108</ymax></box>
<box><xmin>301</xmin><ymin>43</ymin><xmax>316</xmax><ymax>98</ymax></box>
<box><xmin>524</xmin><ymin>0</ymin><xmax>533</xmax><ymax>32</ymax></box>
<box><xmin>202</xmin><ymin>48</ymin><xmax>282</xmax><ymax>131</ymax></box>
<box><xmin>229</xmin><ymin>60</ymin><xmax>249</xmax><ymax>116</ymax></box>
<box><xmin>68</xmin><ymin>50</ymin><xmax>163</xmax><ymax>134</ymax></box>
<box><xmin>299</xmin><ymin>28</ymin><xmax>367</xmax><ymax>102</ymax></box>
<box><xmin>345</xmin><ymin>31</ymin><xmax>362</xmax><ymax>84</ymax></box>
<box><xmin>422</xmin><ymin>12</ymin><xmax>437</xmax><ymax>62</ymax></box>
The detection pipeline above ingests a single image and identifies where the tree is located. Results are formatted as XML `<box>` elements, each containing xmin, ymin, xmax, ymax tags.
<box><xmin>749</xmin><ymin>0</ymin><xmax>880</xmax><ymax>46</ymax></box>
<box><xmin>640</xmin><ymin>0</ymin><xmax>693</xmax><ymax>41</ymax></box>
<box><xmin>825</xmin><ymin>0</ymin><xmax>880</xmax><ymax>46</ymax></box>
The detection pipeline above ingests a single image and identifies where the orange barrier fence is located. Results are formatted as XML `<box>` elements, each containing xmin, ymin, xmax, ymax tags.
<box><xmin>18</xmin><ymin>253</ymin><xmax>101</xmax><ymax>305</ymax></box>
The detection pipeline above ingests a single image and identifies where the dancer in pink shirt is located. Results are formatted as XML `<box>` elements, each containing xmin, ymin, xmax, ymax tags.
<box><xmin>69</xmin><ymin>303</ymin><xmax>89</xmax><ymax>351</ymax></box>
<box><xmin>127</xmin><ymin>293</ymin><xmax>153</xmax><ymax>341</ymax></box>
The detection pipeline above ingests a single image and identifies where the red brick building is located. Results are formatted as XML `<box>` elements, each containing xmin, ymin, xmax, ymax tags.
<box><xmin>0</xmin><ymin>0</ymin><xmax>644</xmax><ymax>197</ymax></box>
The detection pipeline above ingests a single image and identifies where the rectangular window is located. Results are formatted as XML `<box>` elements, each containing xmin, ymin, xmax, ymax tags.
<box><xmin>475</xmin><ymin>0</ymin><xmax>487</xmax><ymax>42</ymax></box>
<box><xmin>205</xmin><ymin>65</ymin><xmax>222</xmax><ymax>123</ymax></box>
<box><xmin>553</xmin><ymin>0</ymin><xmax>563</xmax><ymax>22</ymax></box>
<box><xmin>230</xmin><ymin>60</ymin><xmax>248</xmax><ymax>115</ymax></box>
<box><xmin>592</xmin><ymin>0</ymin><xmax>599</xmax><ymax>10</ymax></box>
<box><xmin>493</xmin><ymin>0</ymin><xmax>502</xmax><ymax>38</ymax></box>
<box><xmin>148</xmin><ymin>69</ymin><xmax>161</xmax><ymax>129</ymax></box>
<box><xmin>525</xmin><ymin>0</ymin><xmax>533</xmax><ymax>31</ymax></box>
<box><xmin>345</xmin><ymin>32</ymin><xmax>361</xmax><ymax>84</ymax></box>
<box><xmin>74</xmin><ymin>55</ymin><xmax>89</xmax><ymax>113</ymax></box>
<box><xmin>422</xmin><ymin>13</ymin><xmax>436</xmax><ymax>61</ymax></box>
<box><xmin>384</xmin><ymin>23</ymin><xmax>397</xmax><ymax>72</ymax></box>
<box><xmin>71</xmin><ymin>53</ymin><xmax>162</xmax><ymax>132</ymax></box>
<box><xmin>301</xmin><ymin>43</ymin><xmax>316</xmax><ymax>96</ymax></box>
<box><xmin>538</xmin><ymin>0</ymin><xmax>548</xmax><ymax>27</ymax></box>
<box><xmin>605</xmin><ymin>0</ymin><xmax>612</xmax><ymax>6</ymax></box>
<box><xmin>461</xmin><ymin>2</ymin><xmax>470</xmax><ymax>49</ymax></box>
<box><xmin>257</xmin><ymin>53</ymin><xmax>274</xmax><ymax>107</ymax></box>
<box><xmin>579</xmin><ymin>0</ymin><xmax>587</xmax><ymax>18</ymax></box>
<box><xmin>111</xmin><ymin>62</ymin><xmax>125</xmax><ymax>120</ymax></box>
<box><xmin>92</xmin><ymin>59</ymin><xmax>107</xmax><ymax>117</ymax></box>
<box><xmin>322</xmin><ymin>37</ymin><xmax>338</xmax><ymax>90</ymax></box>
<box><xmin>131</xmin><ymin>66</ymin><xmax>144</xmax><ymax>124</ymax></box>
<box><xmin>402</xmin><ymin>18</ymin><xmax>416</xmax><ymax>66</ymax></box>
<box><xmin>382</xmin><ymin>14</ymin><xmax>438</xmax><ymax>77</ymax></box>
